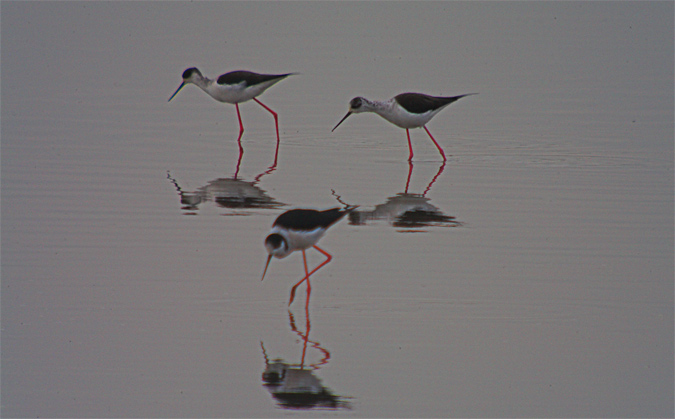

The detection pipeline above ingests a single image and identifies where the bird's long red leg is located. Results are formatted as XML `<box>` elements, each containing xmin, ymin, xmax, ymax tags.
<box><xmin>235</xmin><ymin>103</ymin><xmax>245</xmax><ymax>140</ymax></box>
<box><xmin>304</xmin><ymin>245</ymin><xmax>333</xmax><ymax>278</ymax></box>
<box><xmin>423</xmin><ymin>126</ymin><xmax>447</xmax><ymax>161</ymax></box>
<box><xmin>304</xmin><ymin>250</ymin><xmax>312</xmax><ymax>307</ymax></box>
<box><xmin>288</xmin><ymin>245</ymin><xmax>333</xmax><ymax>307</ymax></box>
<box><xmin>253</xmin><ymin>98</ymin><xmax>280</xmax><ymax>167</ymax></box>
<box><xmin>406</xmin><ymin>129</ymin><xmax>414</xmax><ymax>162</ymax></box>
<box><xmin>232</xmin><ymin>104</ymin><xmax>245</xmax><ymax>179</ymax></box>
<box><xmin>289</xmin><ymin>249</ymin><xmax>311</xmax><ymax>306</ymax></box>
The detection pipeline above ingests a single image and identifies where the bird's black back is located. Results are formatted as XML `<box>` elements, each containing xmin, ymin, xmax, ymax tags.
<box><xmin>273</xmin><ymin>208</ymin><xmax>349</xmax><ymax>231</ymax></box>
<box><xmin>217</xmin><ymin>71</ymin><xmax>292</xmax><ymax>87</ymax></box>
<box><xmin>395</xmin><ymin>93</ymin><xmax>473</xmax><ymax>114</ymax></box>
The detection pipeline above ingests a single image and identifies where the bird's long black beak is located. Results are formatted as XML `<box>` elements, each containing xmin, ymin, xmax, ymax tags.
<box><xmin>332</xmin><ymin>111</ymin><xmax>352</xmax><ymax>132</ymax></box>
<box><xmin>168</xmin><ymin>82</ymin><xmax>186</xmax><ymax>102</ymax></box>
<box><xmin>261</xmin><ymin>255</ymin><xmax>273</xmax><ymax>281</ymax></box>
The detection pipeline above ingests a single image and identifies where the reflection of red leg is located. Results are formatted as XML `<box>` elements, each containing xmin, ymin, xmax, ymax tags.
<box><xmin>288</xmin><ymin>305</ymin><xmax>330</xmax><ymax>370</ymax></box>
<box><xmin>422</xmin><ymin>160</ymin><xmax>446</xmax><ymax>197</ymax></box>
<box><xmin>423</xmin><ymin>126</ymin><xmax>447</xmax><ymax>161</ymax></box>
<box><xmin>233</xmin><ymin>141</ymin><xmax>244</xmax><ymax>180</ymax></box>
<box><xmin>288</xmin><ymin>245</ymin><xmax>333</xmax><ymax>307</ymax></box>
<box><xmin>253</xmin><ymin>98</ymin><xmax>281</xmax><ymax>167</ymax></box>
<box><xmin>406</xmin><ymin>129</ymin><xmax>414</xmax><ymax>161</ymax></box>
<box><xmin>300</xmin><ymin>304</ymin><xmax>310</xmax><ymax>366</ymax></box>
<box><xmin>404</xmin><ymin>160</ymin><xmax>414</xmax><ymax>194</ymax></box>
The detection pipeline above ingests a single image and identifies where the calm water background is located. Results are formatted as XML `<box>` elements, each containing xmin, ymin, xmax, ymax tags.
<box><xmin>2</xmin><ymin>2</ymin><xmax>673</xmax><ymax>417</ymax></box>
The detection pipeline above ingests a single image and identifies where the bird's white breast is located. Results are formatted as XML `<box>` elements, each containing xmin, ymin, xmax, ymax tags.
<box><xmin>205</xmin><ymin>79</ymin><xmax>283</xmax><ymax>104</ymax></box>
<box><xmin>373</xmin><ymin>99</ymin><xmax>437</xmax><ymax>129</ymax></box>
<box><xmin>270</xmin><ymin>225</ymin><xmax>326</xmax><ymax>253</ymax></box>
<box><xmin>204</xmin><ymin>82</ymin><xmax>249</xmax><ymax>103</ymax></box>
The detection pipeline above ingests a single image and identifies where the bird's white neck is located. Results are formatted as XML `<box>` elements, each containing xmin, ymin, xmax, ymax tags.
<box><xmin>189</xmin><ymin>73</ymin><xmax>214</xmax><ymax>93</ymax></box>
<box><xmin>359</xmin><ymin>97</ymin><xmax>396</xmax><ymax>115</ymax></box>
<box><xmin>358</xmin><ymin>97</ymin><xmax>379</xmax><ymax>109</ymax></box>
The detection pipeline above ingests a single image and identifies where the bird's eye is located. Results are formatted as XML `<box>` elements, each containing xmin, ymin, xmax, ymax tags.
<box><xmin>350</xmin><ymin>97</ymin><xmax>362</xmax><ymax>109</ymax></box>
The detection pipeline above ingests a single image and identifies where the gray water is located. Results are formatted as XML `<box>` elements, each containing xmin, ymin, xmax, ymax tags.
<box><xmin>2</xmin><ymin>2</ymin><xmax>673</xmax><ymax>417</ymax></box>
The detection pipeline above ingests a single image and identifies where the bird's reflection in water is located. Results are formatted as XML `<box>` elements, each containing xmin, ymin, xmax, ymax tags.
<box><xmin>349</xmin><ymin>161</ymin><xmax>460</xmax><ymax>230</ymax></box>
<box><xmin>261</xmin><ymin>308</ymin><xmax>351</xmax><ymax>410</ymax></box>
<box><xmin>167</xmin><ymin>165</ymin><xmax>283</xmax><ymax>215</ymax></box>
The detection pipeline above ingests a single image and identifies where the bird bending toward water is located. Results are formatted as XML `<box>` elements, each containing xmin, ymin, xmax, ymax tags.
<box><xmin>332</xmin><ymin>92</ymin><xmax>476</xmax><ymax>161</ymax></box>
<box><xmin>261</xmin><ymin>207</ymin><xmax>355</xmax><ymax>307</ymax></box>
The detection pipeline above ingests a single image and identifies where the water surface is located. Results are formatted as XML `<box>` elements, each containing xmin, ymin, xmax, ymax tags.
<box><xmin>2</xmin><ymin>2</ymin><xmax>673</xmax><ymax>417</ymax></box>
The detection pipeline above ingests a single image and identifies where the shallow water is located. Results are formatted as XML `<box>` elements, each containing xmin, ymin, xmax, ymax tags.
<box><xmin>2</xmin><ymin>2</ymin><xmax>673</xmax><ymax>418</ymax></box>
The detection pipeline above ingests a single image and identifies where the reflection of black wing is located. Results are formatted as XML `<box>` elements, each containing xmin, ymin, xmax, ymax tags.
<box><xmin>260</xmin><ymin>310</ymin><xmax>351</xmax><ymax>411</ymax></box>
<box><xmin>393</xmin><ymin>209</ymin><xmax>459</xmax><ymax>228</ymax></box>
<box><xmin>213</xmin><ymin>195</ymin><xmax>283</xmax><ymax>209</ymax></box>
<box><xmin>167</xmin><ymin>173</ymin><xmax>284</xmax><ymax>212</ymax></box>
<box><xmin>348</xmin><ymin>193</ymin><xmax>459</xmax><ymax>229</ymax></box>
<box><xmin>272</xmin><ymin>390</ymin><xmax>345</xmax><ymax>409</ymax></box>
<box><xmin>199</xmin><ymin>178</ymin><xmax>284</xmax><ymax>209</ymax></box>
<box><xmin>262</xmin><ymin>363</ymin><xmax>350</xmax><ymax>410</ymax></box>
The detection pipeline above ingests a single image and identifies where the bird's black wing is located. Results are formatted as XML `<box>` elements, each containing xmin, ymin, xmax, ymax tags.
<box><xmin>395</xmin><ymin>93</ymin><xmax>474</xmax><ymax>114</ymax></box>
<box><xmin>217</xmin><ymin>71</ymin><xmax>292</xmax><ymax>87</ymax></box>
<box><xmin>274</xmin><ymin>208</ymin><xmax>349</xmax><ymax>230</ymax></box>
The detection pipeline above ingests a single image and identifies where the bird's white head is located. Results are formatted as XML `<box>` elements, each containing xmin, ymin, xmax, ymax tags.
<box><xmin>168</xmin><ymin>67</ymin><xmax>204</xmax><ymax>102</ymax></box>
<box><xmin>332</xmin><ymin>97</ymin><xmax>374</xmax><ymax>131</ymax></box>
<box><xmin>261</xmin><ymin>233</ymin><xmax>290</xmax><ymax>281</ymax></box>
<box><xmin>347</xmin><ymin>96</ymin><xmax>373</xmax><ymax>114</ymax></box>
